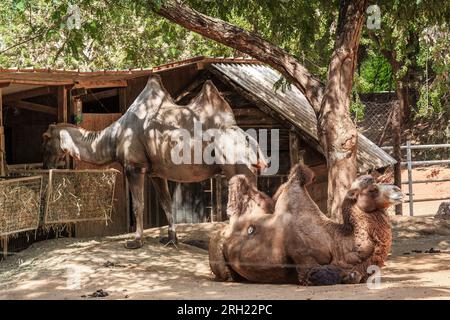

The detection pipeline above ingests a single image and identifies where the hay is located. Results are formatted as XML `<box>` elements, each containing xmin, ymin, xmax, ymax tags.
<box><xmin>0</xmin><ymin>176</ymin><xmax>42</xmax><ymax>237</ymax></box>
<box><xmin>44</xmin><ymin>169</ymin><xmax>118</xmax><ymax>224</ymax></box>
<box><xmin>8</xmin><ymin>169</ymin><xmax>118</xmax><ymax>226</ymax></box>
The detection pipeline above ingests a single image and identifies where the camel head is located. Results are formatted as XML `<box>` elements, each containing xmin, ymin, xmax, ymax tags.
<box><xmin>346</xmin><ymin>175</ymin><xmax>404</xmax><ymax>213</ymax></box>
<box><xmin>42</xmin><ymin>124</ymin><xmax>79</xmax><ymax>169</ymax></box>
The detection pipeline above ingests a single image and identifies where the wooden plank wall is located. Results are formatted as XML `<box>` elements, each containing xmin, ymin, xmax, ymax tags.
<box><xmin>73</xmin><ymin>113</ymin><xmax>128</xmax><ymax>237</ymax></box>
<box><xmin>0</xmin><ymin>88</ymin><xmax>4</xmax><ymax>176</ymax></box>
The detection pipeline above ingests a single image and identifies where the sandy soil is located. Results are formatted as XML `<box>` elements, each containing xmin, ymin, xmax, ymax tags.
<box><xmin>398</xmin><ymin>166</ymin><xmax>450</xmax><ymax>217</ymax></box>
<box><xmin>0</xmin><ymin>217</ymin><xmax>449</xmax><ymax>300</ymax></box>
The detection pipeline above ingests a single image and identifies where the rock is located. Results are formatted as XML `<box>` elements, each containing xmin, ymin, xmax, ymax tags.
<box><xmin>103</xmin><ymin>261</ymin><xmax>115</xmax><ymax>268</ymax></box>
<box><xmin>88</xmin><ymin>289</ymin><xmax>109</xmax><ymax>298</ymax></box>
<box><xmin>435</xmin><ymin>202</ymin><xmax>450</xmax><ymax>220</ymax></box>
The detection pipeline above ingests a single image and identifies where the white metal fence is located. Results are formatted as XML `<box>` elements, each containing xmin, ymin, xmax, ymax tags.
<box><xmin>382</xmin><ymin>142</ymin><xmax>450</xmax><ymax>216</ymax></box>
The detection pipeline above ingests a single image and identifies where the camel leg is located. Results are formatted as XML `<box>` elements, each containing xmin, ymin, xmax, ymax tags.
<box><xmin>125</xmin><ymin>169</ymin><xmax>145</xmax><ymax>249</ymax></box>
<box><xmin>301</xmin><ymin>265</ymin><xmax>346</xmax><ymax>286</ymax></box>
<box><xmin>151</xmin><ymin>177</ymin><xmax>178</xmax><ymax>246</ymax></box>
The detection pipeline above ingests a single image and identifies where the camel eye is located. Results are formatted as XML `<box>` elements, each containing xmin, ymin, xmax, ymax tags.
<box><xmin>247</xmin><ymin>225</ymin><xmax>255</xmax><ymax>235</ymax></box>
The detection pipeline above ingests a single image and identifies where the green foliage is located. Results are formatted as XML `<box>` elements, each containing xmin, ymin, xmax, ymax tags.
<box><xmin>350</xmin><ymin>83</ymin><xmax>365</xmax><ymax>122</ymax></box>
<box><xmin>273</xmin><ymin>76</ymin><xmax>292</xmax><ymax>93</ymax></box>
<box><xmin>357</xmin><ymin>52</ymin><xmax>394</xmax><ymax>93</ymax></box>
<box><xmin>0</xmin><ymin>0</ymin><xmax>233</xmax><ymax>69</ymax></box>
<box><xmin>364</xmin><ymin>0</ymin><xmax>450</xmax><ymax>118</ymax></box>
<box><xmin>0</xmin><ymin>0</ymin><xmax>448</xmax><ymax>121</ymax></box>
<box><xmin>415</xmin><ymin>24</ymin><xmax>449</xmax><ymax>117</ymax></box>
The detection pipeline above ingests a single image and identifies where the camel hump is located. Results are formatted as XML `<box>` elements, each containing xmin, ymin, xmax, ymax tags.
<box><xmin>144</xmin><ymin>74</ymin><xmax>172</xmax><ymax>99</ymax></box>
<box><xmin>146</xmin><ymin>73</ymin><xmax>163</xmax><ymax>85</ymax></box>
<box><xmin>289</xmin><ymin>164</ymin><xmax>315</xmax><ymax>186</ymax></box>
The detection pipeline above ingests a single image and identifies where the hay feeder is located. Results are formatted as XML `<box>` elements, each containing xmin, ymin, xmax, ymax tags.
<box><xmin>44</xmin><ymin>169</ymin><xmax>118</xmax><ymax>225</ymax></box>
<box><xmin>4</xmin><ymin>168</ymin><xmax>118</xmax><ymax>239</ymax></box>
<box><xmin>0</xmin><ymin>176</ymin><xmax>42</xmax><ymax>237</ymax></box>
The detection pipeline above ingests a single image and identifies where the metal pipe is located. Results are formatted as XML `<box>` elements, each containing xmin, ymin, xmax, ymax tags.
<box><xmin>382</xmin><ymin>143</ymin><xmax>450</xmax><ymax>150</ymax></box>
<box><xmin>404</xmin><ymin>196</ymin><xmax>450</xmax><ymax>203</ymax></box>
<box><xmin>406</xmin><ymin>141</ymin><xmax>414</xmax><ymax>216</ymax></box>
<box><xmin>401</xmin><ymin>178</ymin><xmax>450</xmax><ymax>184</ymax></box>
<box><xmin>400</xmin><ymin>160</ymin><xmax>450</xmax><ymax>166</ymax></box>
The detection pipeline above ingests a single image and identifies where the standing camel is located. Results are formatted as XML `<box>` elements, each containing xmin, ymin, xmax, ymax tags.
<box><xmin>42</xmin><ymin>75</ymin><xmax>267</xmax><ymax>249</ymax></box>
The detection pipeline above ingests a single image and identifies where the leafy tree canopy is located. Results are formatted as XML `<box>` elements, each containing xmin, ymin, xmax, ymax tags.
<box><xmin>0</xmin><ymin>0</ymin><xmax>448</xmax><ymax>115</ymax></box>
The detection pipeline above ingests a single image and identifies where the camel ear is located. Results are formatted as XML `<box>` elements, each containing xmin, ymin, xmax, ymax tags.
<box><xmin>346</xmin><ymin>188</ymin><xmax>359</xmax><ymax>200</ymax></box>
<box><xmin>350</xmin><ymin>175</ymin><xmax>374</xmax><ymax>190</ymax></box>
<box><xmin>42</xmin><ymin>132</ymin><xmax>51</xmax><ymax>140</ymax></box>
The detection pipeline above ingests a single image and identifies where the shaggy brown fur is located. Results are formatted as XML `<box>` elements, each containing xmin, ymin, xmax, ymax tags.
<box><xmin>209</xmin><ymin>164</ymin><xmax>403</xmax><ymax>285</ymax></box>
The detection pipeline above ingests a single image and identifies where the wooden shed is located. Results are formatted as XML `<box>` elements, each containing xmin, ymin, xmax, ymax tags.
<box><xmin>0</xmin><ymin>56</ymin><xmax>396</xmax><ymax>247</ymax></box>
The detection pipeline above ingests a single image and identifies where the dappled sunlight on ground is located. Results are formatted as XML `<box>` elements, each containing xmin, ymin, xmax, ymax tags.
<box><xmin>0</xmin><ymin>221</ymin><xmax>449</xmax><ymax>300</ymax></box>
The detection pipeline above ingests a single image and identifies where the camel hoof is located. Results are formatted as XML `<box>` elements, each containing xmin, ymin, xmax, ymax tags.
<box><xmin>124</xmin><ymin>239</ymin><xmax>143</xmax><ymax>249</ymax></box>
<box><xmin>159</xmin><ymin>237</ymin><xmax>179</xmax><ymax>249</ymax></box>
<box><xmin>305</xmin><ymin>265</ymin><xmax>342</xmax><ymax>286</ymax></box>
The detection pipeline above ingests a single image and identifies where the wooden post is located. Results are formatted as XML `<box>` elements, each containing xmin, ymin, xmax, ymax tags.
<box><xmin>57</xmin><ymin>86</ymin><xmax>68</xmax><ymax>123</ymax></box>
<box><xmin>392</xmin><ymin>101</ymin><xmax>403</xmax><ymax>215</ymax></box>
<box><xmin>57</xmin><ymin>86</ymin><xmax>69</xmax><ymax>168</ymax></box>
<box><xmin>0</xmin><ymin>88</ymin><xmax>5</xmax><ymax>177</ymax></box>
<box><xmin>289</xmin><ymin>129</ymin><xmax>302</xmax><ymax>166</ymax></box>
<box><xmin>1</xmin><ymin>236</ymin><xmax>7</xmax><ymax>259</ymax></box>
<box><xmin>215</xmin><ymin>176</ymin><xmax>223</xmax><ymax>222</ymax></box>
<box><xmin>118</xmin><ymin>87</ymin><xmax>127</xmax><ymax>114</ymax></box>
<box><xmin>406</xmin><ymin>140</ymin><xmax>414</xmax><ymax>216</ymax></box>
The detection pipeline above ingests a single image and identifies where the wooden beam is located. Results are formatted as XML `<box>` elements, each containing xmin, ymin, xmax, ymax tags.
<box><xmin>0</xmin><ymin>81</ymin><xmax>11</xmax><ymax>88</ymax></box>
<box><xmin>57</xmin><ymin>86</ymin><xmax>68</xmax><ymax>123</ymax></box>
<box><xmin>8</xmin><ymin>100</ymin><xmax>57</xmax><ymax>115</ymax></box>
<box><xmin>80</xmin><ymin>88</ymin><xmax>119</xmax><ymax>103</ymax></box>
<box><xmin>3</xmin><ymin>86</ymin><xmax>52</xmax><ymax>103</ymax></box>
<box><xmin>74</xmin><ymin>80</ymin><xmax>127</xmax><ymax>89</ymax></box>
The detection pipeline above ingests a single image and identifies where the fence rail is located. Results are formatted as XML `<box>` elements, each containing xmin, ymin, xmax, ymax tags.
<box><xmin>382</xmin><ymin>142</ymin><xmax>450</xmax><ymax>216</ymax></box>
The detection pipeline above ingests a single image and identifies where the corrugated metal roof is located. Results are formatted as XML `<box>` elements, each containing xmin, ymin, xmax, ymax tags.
<box><xmin>211</xmin><ymin>63</ymin><xmax>396</xmax><ymax>171</ymax></box>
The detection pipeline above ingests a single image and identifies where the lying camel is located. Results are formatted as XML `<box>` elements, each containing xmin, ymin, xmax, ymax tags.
<box><xmin>209</xmin><ymin>164</ymin><xmax>403</xmax><ymax>285</ymax></box>
<box><xmin>42</xmin><ymin>75</ymin><xmax>267</xmax><ymax>249</ymax></box>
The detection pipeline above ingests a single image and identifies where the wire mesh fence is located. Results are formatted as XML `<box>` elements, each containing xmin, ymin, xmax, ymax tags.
<box><xmin>356</xmin><ymin>100</ymin><xmax>397</xmax><ymax>145</ymax></box>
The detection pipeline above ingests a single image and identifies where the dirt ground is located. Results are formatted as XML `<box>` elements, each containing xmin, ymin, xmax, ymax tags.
<box><xmin>0</xmin><ymin>216</ymin><xmax>449</xmax><ymax>300</ymax></box>
<box><xmin>398</xmin><ymin>166</ymin><xmax>450</xmax><ymax>216</ymax></box>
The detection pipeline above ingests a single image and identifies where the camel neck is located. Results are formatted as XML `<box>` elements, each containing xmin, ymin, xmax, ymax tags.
<box><xmin>340</xmin><ymin>198</ymin><xmax>363</xmax><ymax>235</ymax></box>
<box><xmin>59</xmin><ymin>124</ymin><xmax>118</xmax><ymax>165</ymax></box>
<box><xmin>340</xmin><ymin>199</ymin><xmax>388</xmax><ymax>236</ymax></box>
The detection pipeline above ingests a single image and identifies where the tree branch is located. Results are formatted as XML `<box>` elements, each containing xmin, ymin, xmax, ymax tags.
<box><xmin>149</xmin><ymin>0</ymin><xmax>325</xmax><ymax>115</ymax></box>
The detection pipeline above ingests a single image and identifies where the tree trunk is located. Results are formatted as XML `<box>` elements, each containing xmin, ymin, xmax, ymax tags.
<box><xmin>319</xmin><ymin>0</ymin><xmax>366</xmax><ymax>221</ymax></box>
<box><xmin>387</xmin><ymin>51</ymin><xmax>405</xmax><ymax>215</ymax></box>
<box><xmin>151</xmin><ymin>0</ymin><xmax>367</xmax><ymax>221</ymax></box>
